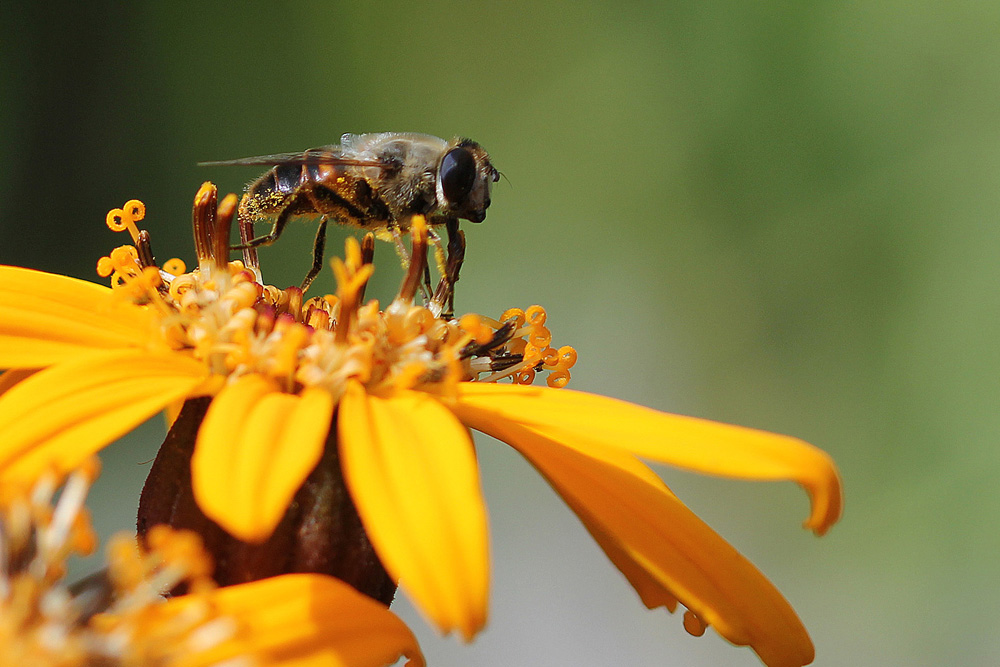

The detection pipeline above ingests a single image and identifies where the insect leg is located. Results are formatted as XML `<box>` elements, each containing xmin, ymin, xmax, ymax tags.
<box><xmin>423</xmin><ymin>228</ymin><xmax>445</xmax><ymax>303</ymax></box>
<box><xmin>390</xmin><ymin>223</ymin><xmax>411</xmax><ymax>268</ymax></box>
<box><xmin>437</xmin><ymin>218</ymin><xmax>465</xmax><ymax>319</ymax></box>
<box><xmin>427</xmin><ymin>227</ymin><xmax>449</xmax><ymax>278</ymax></box>
<box><xmin>300</xmin><ymin>217</ymin><xmax>329</xmax><ymax>293</ymax></box>
<box><xmin>422</xmin><ymin>259</ymin><xmax>434</xmax><ymax>303</ymax></box>
<box><xmin>231</xmin><ymin>191</ymin><xmax>306</xmax><ymax>250</ymax></box>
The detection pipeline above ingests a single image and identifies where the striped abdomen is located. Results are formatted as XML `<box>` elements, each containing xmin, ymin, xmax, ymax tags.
<box><xmin>241</xmin><ymin>156</ymin><xmax>392</xmax><ymax>230</ymax></box>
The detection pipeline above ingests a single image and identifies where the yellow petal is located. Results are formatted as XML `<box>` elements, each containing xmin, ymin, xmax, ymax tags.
<box><xmin>0</xmin><ymin>349</ymin><xmax>206</xmax><ymax>483</ymax></box>
<box><xmin>192</xmin><ymin>375</ymin><xmax>333</xmax><ymax>543</ymax></box>
<box><xmin>470</xmin><ymin>415</ymin><xmax>813</xmax><ymax>667</ymax></box>
<box><xmin>163</xmin><ymin>398</ymin><xmax>185</xmax><ymax>429</ymax></box>
<box><xmin>0</xmin><ymin>265</ymin><xmax>152</xmax><ymax>367</ymax></box>
<box><xmin>454</xmin><ymin>383</ymin><xmax>842</xmax><ymax>535</ymax></box>
<box><xmin>338</xmin><ymin>381</ymin><xmax>489</xmax><ymax>641</ymax></box>
<box><xmin>165</xmin><ymin>574</ymin><xmax>425</xmax><ymax>667</ymax></box>
<box><xmin>0</xmin><ymin>368</ymin><xmax>37</xmax><ymax>397</ymax></box>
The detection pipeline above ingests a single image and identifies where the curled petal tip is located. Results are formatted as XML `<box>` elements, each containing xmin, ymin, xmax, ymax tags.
<box><xmin>801</xmin><ymin>450</ymin><xmax>843</xmax><ymax>536</ymax></box>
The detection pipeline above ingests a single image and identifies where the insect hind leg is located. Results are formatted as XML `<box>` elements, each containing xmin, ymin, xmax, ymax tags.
<box><xmin>300</xmin><ymin>217</ymin><xmax>329</xmax><ymax>293</ymax></box>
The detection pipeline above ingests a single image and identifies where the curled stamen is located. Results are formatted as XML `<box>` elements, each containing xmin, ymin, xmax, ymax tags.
<box><xmin>499</xmin><ymin>308</ymin><xmax>526</xmax><ymax>329</ymax></box>
<box><xmin>163</xmin><ymin>258</ymin><xmax>187</xmax><ymax>277</ymax></box>
<box><xmin>105</xmin><ymin>199</ymin><xmax>145</xmax><ymax>243</ymax></box>
<box><xmin>96</xmin><ymin>246</ymin><xmax>140</xmax><ymax>284</ymax></box>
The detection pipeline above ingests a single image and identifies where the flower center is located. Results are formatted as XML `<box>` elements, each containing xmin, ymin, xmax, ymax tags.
<box><xmin>0</xmin><ymin>462</ymin><xmax>247</xmax><ymax>666</ymax></box>
<box><xmin>97</xmin><ymin>189</ymin><xmax>577</xmax><ymax>401</ymax></box>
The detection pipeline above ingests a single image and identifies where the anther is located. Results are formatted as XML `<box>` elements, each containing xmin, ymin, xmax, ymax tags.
<box><xmin>212</xmin><ymin>192</ymin><xmax>238</xmax><ymax>269</ymax></box>
<box><xmin>399</xmin><ymin>216</ymin><xmax>429</xmax><ymax>303</ymax></box>
<box><xmin>67</xmin><ymin>568</ymin><xmax>115</xmax><ymax>623</ymax></box>
<box><xmin>283</xmin><ymin>286</ymin><xmax>303</xmax><ymax>321</ymax></box>
<box><xmin>192</xmin><ymin>182</ymin><xmax>217</xmax><ymax>272</ymax></box>
<box><xmin>358</xmin><ymin>233</ymin><xmax>376</xmax><ymax>303</ymax></box>
<box><xmin>487</xmin><ymin>353</ymin><xmax>524</xmax><ymax>372</ymax></box>
<box><xmin>460</xmin><ymin>319</ymin><xmax>517</xmax><ymax>359</ymax></box>
<box><xmin>237</xmin><ymin>197</ymin><xmax>261</xmax><ymax>280</ymax></box>
<box><xmin>136</xmin><ymin>230</ymin><xmax>156</xmax><ymax>269</ymax></box>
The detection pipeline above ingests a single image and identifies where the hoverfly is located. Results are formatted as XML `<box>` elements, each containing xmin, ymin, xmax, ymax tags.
<box><xmin>200</xmin><ymin>132</ymin><xmax>500</xmax><ymax>303</ymax></box>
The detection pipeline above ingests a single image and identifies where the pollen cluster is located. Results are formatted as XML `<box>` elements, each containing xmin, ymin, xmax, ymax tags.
<box><xmin>97</xmin><ymin>189</ymin><xmax>576</xmax><ymax>403</ymax></box>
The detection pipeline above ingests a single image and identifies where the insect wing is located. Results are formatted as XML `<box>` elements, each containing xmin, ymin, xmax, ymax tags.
<box><xmin>198</xmin><ymin>147</ymin><xmax>386</xmax><ymax>169</ymax></box>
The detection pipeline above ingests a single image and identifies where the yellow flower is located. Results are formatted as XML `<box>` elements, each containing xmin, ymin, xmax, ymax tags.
<box><xmin>0</xmin><ymin>188</ymin><xmax>843</xmax><ymax>667</ymax></box>
<box><xmin>0</xmin><ymin>460</ymin><xmax>424</xmax><ymax>666</ymax></box>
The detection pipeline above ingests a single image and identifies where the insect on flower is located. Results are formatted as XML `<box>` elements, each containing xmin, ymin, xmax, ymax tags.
<box><xmin>200</xmin><ymin>132</ymin><xmax>501</xmax><ymax>302</ymax></box>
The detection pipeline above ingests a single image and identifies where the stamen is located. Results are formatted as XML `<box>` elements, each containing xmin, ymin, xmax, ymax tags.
<box><xmin>212</xmin><ymin>192</ymin><xmax>238</xmax><ymax>270</ymax></box>
<box><xmin>546</xmin><ymin>370</ymin><xmax>571</xmax><ymax>388</ymax></box>
<box><xmin>350</xmin><ymin>233</ymin><xmax>375</xmax><ymax>305</ymax></box>
<box><xmin>191</xmin><ymin>182</ymin><xmax>217</xmax><ymax>272</ymax></box>
<box><xmin>163</xmin><ymin>258</ymin><xmax>187</xmax><ymax>277</ymax></box>
<box><xmin>499</xmin><ymin>308</ymin><xmax>526</xmax><ymax>328</ymax></box>
<box><xmin>1</xmin><ymin>460</ymin><xmax>242</xmax><ymax>665</ymax></box>
<box><xmin>525</xmin><ymin>305</ymin><xmax>546</xmax><ymax>326</ymax></box>
<box><xmin>42</xmin><ymin>460</ymin><xmax>100</xmax><ymax>565</ymax></box>
<box><xmin>460</xmin><ymin>319</ymin><xmax>518</xmax><ymax>359</ymax></box>
<box><xmin>332</xmin><ymin>238</ymin><xmax>374</xmax><ymax>344</ymax></box>
<box><xmin>361</xmin><ymin>232</ymin><xmax>376</xmax><ymax>266</ymax></box>
<box><xmin>237</xmin><ymin>199</ymin><xmax>261</xmax><ymax>281</ymax></box>
<box><xmin>105</xmin><ymin>199</ymin><xmax>146</xmax><ymax>244</ymax></box>
<box><xmin>135</xmin><ymin>230</ymin><xmax>156</xmax><ymax>270</ymax></box>
<box><xmin>399</xmin><ymin>216</ymin><xmax>428</xmax><ymax>303</ymax></box>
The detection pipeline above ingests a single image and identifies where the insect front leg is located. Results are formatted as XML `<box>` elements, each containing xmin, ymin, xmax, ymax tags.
<box><xmin>434</xmin><ymin>218</ymin><xmax>465</xmax><ymax>319</ymax></box>
<box><xmin>231</xmin><ymin>191</ymin><xmax>307</xmax><ymax>250</ymax></box>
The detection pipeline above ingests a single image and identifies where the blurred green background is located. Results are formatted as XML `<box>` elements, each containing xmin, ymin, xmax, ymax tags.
<box><xmin>3</xmin><ymin>2</ymin><xmax>998</xmax><ymax>665</ymax></box>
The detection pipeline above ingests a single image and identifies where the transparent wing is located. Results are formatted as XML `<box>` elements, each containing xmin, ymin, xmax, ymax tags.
<box><xmin>198</xmin><ymin>147</ymin><xmax>386</xmax><ymax>169</ymax></box>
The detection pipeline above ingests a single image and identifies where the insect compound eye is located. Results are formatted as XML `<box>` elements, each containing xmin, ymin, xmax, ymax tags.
<box><xmin>440</xmin><ymin>147</ymin><xmax>477</xmax><ymax>204</ymax></box>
